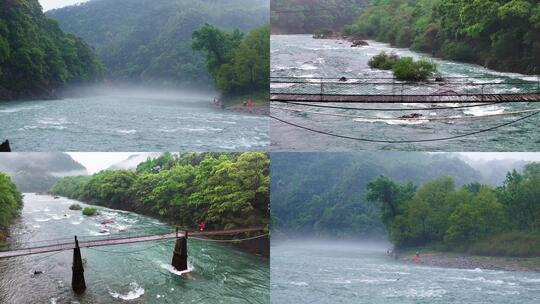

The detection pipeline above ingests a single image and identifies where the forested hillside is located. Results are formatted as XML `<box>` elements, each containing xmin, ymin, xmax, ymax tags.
<box><xmin>0</xmin><ymin>153</ymin><xmax>87</xmax><ymax>192</ymax></box>
<box><xmin>0</xmin><ymin>0</ymin><xmax>103</xmax><ymax>100</ymax></box>
<box><xmin>48</xmin><ymin>0</ymin><xmax>269</xmax><ymax>86</ymax></box>
<box><xmin>50</xmin><ymin>152</ymin><xmax>269</xmax><ymax>231</ymax></box>
<box><xmin>192</xmin><ymin>25</ymin><xmax>269</xmax><ymax>95</ymax></box>
<box><xmin>0</xmin><ymin>173</ymin><xmax>23</xmax><ymax>244</ymax></box>
<box><xmin>271</xmin><ymin>153</ymin><xmax>481</xmax><ymax>238</ymax></box>
<box><xmin>345</xmin><ymin>0</ymin><xmax>540</xmax><ymax>74</ymax></box>
<box><xmin>368</xmin><ymin>163</ymin><xmax>540</xmax><ymax>256</ymax></box>
<box><xmin>271</xmin><ymin>0</ymin><xmax>369</xmax><ymax>34</ymax></box>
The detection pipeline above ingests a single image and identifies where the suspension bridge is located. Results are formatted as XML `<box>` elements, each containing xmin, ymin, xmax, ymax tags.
<box><xmin>0</xmin><ymin>227</ymin><xmax>267</xmax><ymax>294</ymax></box>
<box><xmin>270</xmin><ymin>76</ymin><xmax>540</xmax><ymax>103</ymax></box>
<box><xmin>270</xmin><ymin>76</ymin><xmax>540</xmax><ymax>144</ymax></box>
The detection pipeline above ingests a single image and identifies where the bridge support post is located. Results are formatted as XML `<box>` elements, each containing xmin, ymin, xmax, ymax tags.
<box><xmin>72</xmin><ymin>236</ymin><xmax>86</xmax><ymax>294</ymax></box>
<box><xmin>171</xmin><ymin>231</ymin><xmax>188</xmax><ymax>271</ymax></box>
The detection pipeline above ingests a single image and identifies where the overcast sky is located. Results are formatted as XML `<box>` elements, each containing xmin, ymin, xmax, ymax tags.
<box><xmin>39</xmin><ymin>0</ymin><xmax>90</xmax><ymax>11</ymax></box>
<box><xmin>457</xmin><ymin>152</ymin><xmax>540</xmax><ymax>163</ymax></box>
<box><xmin>67</xmin><ymin>153</ymin><xmax>153</xmax><ymax>174</ymax></box>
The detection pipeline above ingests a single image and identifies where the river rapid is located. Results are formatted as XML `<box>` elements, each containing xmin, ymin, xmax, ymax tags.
<box><xmin>0</xmin><ymin>194</ymin><xmax>269</xmax><ymax>304</ymax></box>
<box><xmin>271</xmin><ymin>35</ymin><xmax>540</xmax><ymax>151</ymax></box>
<box><xmin>271</xmin><ymin>241</ymin><xmax>540</xmax><ymax>304</ymax></box>
<box><xmin>0</xmin><ymin>87</ymin><xmax>269</xmax><ymax>151</ymax></box>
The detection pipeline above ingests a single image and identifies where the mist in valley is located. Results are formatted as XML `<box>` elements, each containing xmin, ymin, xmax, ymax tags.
<box><xmin>271</xmin><ymin>152</ymin><xmax>540</xmax><ymax>304</ymax></box>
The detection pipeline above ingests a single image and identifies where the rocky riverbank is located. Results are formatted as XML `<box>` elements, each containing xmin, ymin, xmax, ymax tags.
<box><xmin>224</xmin><ymin>103</ymin><xmax>269</xmax><ymax>116</ymax></box>
<box><xmin>312</xmin><ymin>33</ymin><xmax>369</xmax><ymax>47</ymax></box>
<box><xmin>400</xmin><ymin>251</ymin><xmax>540</xmax><ymax>272</ymax></box>
<box><xmin>0</xmin><ymin>85</ymin><xmax>57</xmax><ymax>101</ymax></box>
<box><xmin>217</xmin><ymin>91</ymin><xmax>269</xmax><ymax>116</ymax></box>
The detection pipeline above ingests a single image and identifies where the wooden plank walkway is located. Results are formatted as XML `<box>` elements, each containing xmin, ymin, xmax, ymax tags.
<box><xmin>0</xmin><ymin>227</ymin><xmax>263</xmax><ymax>259</ymax></box>
<box><xmin>270</xmin><ymin>93</ymin><xmax>540</xmax><ymax>103</ymax></box>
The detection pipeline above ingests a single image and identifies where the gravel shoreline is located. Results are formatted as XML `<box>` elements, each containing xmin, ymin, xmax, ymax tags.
<box><xmin>225</xmin><ymin>104</ymin><xmax>269</xmax><ymax>116</ymax></box>
<box><xmin>399</xmin><ymin>251</ymin><xmax>540</xmax><ymax>272</ymax></box>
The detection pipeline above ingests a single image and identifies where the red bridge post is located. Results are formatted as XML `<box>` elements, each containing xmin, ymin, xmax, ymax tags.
<box><xmin>72</xmin><ymin>236</ymin><xmax>86</xmax><ymax>294</ymax></box>
<box><xmin>171</xmin><ymin>231</ymin><xmax>188</xmax><ymax>271</ymax></box>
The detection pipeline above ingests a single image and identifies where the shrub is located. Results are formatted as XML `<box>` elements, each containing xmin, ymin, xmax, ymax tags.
<box><xmin>392</xmin><ymin>57</ymin><xmax>438</xmax><ymax>81</ymax></box>
<box><xmin>69</xmin><ymin>204</ymin><xmax>82</xmax><ymax>210</ymax></box>
<box><xmin>313</xmin><ymin>27</ymin><xmax>333</xmax><ymax>38</ymax></box>
<box><xmin>368</xmin><ymin>52</ymin><xmax>400</xmax><ymax>70</ymax></box>
<box><xmin>82</xmin><ymin>207</ymin><xmax>97</xmax><ymax>216</ymax></box>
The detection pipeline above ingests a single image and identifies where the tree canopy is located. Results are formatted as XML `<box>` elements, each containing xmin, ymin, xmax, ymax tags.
<box><xmin>192</xmin><ymin>24</ymin><xmax>270</xmax><ymax>95</ymax></box>
<box><xmin>368</xmin><ymin>162</ymin><xmax>540</xmax><ymax>255</ymax></box>
<box><xmin>345</xmin><ymin>0</ymin><xmax>540</xmax><ymax>74</ymax></box>
<box><xmin>0</xmin><ymin>0</ymin><xmax>103</xmax><ymax>100</ymax></box>
<box><xmin>0</xmin><ymin>172</ymin><xmax>23</xmax><ymax>243</ymax></box>
<box><xmin>50</xmin><ymin>152</ymin><xmax>269</xmax><ymax>232</ymax></box>
<box><xmin>271</xmin><ymin>153</ymin><xmax>481</xmax><ymax>238</ymax></box>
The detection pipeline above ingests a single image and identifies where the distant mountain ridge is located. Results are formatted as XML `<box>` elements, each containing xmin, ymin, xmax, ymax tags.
<box><xmin>107</xmin><ymin>153</ymin><xmax>160</xmax><ymax>171</ymax></box>
<box><xmin>0</xmin><ymin>153</ymin><xmax>87</xmax><ymax>192</ymax></box>
<box><xmin>48</xmin><ymin>0</ymin><xmax>269</xmax><ymax>86</ymax></box>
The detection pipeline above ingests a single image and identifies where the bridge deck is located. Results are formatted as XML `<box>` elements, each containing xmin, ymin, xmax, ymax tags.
<box><xmin>270</xmin><ymin>93</ymin><xmax>540</xmax><ymax>103</ymax></box>
<box><xmin>0</xmin><ymin>227</ymin><xmax>263</xmax><ymax>259</ymax></box>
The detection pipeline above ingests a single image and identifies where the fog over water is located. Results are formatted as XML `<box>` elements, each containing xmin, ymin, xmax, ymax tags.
<box><xmin>271</xmin><ymin>240</ymin><xmax>540</xmax><ymax>304</ymax></box>
<box><xmin>0</xmin><ymin>85</ymin><xmax>269</xmax><ymax>151</ymax></box>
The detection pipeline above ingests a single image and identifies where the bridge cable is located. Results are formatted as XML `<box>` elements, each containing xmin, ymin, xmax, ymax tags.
<box><xmin>272</xmin><ymin>100</ymin><xmax>510</xmax><ymax>111</ymax></box>
<box><xmin>86</xmin><ymin>239</ymin><xmax>171</xmax><ymax>254</ymax></box>
<box><xmin>271</xmin><ymin>106</ymin><xmax>540</xmax><ymax>121</ymax></box>
<box><xmin>269</xmin><ymin>110</ymin><xmax>540</xmax><ymax>143</ymax></box>
<box><xmin>189</xmin><ymin>233</ymin><xmax>269</xmax><ymax>243</ymax></box>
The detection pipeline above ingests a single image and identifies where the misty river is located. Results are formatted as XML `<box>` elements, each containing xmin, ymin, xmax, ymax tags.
<box><xmin>0</xmin><ymin>87</ymin><xmax>269</xmax><ymax>151</ymax></box>
<box><xmin>271</xmin><ymin>241</ymin><xmax>540</xmax><ymax>304</ymax></box>
<box><xmin>270</xmin><ymin>35</ymin><xmax>540</xmax><ymax>152</ymax></box>
<box><xmin>0</xmin><ymin>194</ymin><xmax>269</xmax><ymax>304</ymax></box>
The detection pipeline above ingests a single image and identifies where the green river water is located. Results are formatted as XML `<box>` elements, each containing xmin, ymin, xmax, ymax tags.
<box><xmin>0</xmin><ymin>194</ymin><xmax>269</xmax><ymax>304</ymax></box>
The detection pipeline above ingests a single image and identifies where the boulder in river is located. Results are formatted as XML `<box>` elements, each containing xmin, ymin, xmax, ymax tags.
<box><xmin>400</xmin><ymin>113</ymin><xmax>423</xmax><ymax>119</ymax></box>
<box><xmin>0</xmin><ymin>140</ymin><xmax>11</xmax><ymax>152</ymax></box>
<box><xmin>350</xmin><ymin>40</ymin><xmax>369</xmax><ymax>47</ymax></box>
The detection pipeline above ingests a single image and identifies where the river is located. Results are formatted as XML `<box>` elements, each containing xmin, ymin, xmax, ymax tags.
<box><xmin>0</xmin><ymin>88</ymin><xmax>268</xmax><ymax>151</ymax></box>
<box><xmin>0</xmin><ymin>194</ymin><xmax>269</xmax><ymax>304</ymax></box>
<box><xmin>271</xmin><ymin>241</ymin><xmax>540</xmax><ymax>304</ymax></box>
<box><xmin>270</xmin><ymin>35</ymin><xmax>540</xmax><ymax>151</ymax></box>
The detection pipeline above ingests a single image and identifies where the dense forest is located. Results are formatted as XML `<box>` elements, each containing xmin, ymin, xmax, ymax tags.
<box><xmin>271</xmin><ymin>0</ymin><xmax>369</xmax><ymax>34</ymax></box>
<box><xmin>345</xmin><ymin>0</ymin><xmax>540</xmax><ymax>74</ymax></box>
<box><xmin>271</xmin><ymin>153</ymin><xmax>482</xmax><ymax>238</ymax></box>
<box><xmin>48</xmin><ymin>0</ymin><xmax>269</xmax><ymax>87</ymax></box>
<box><xmin>0</xmin><ymin>0</ymin><xmax>103</xmax><ymax>100</ymax></box>
<box><xmin>50</xmin><ymin>152</ymin><xmax>269</xmax><ymax>232</ymax></box>
<box><xmin>0</xmin><ymin>153</ymin><xmax>87</xmax><ymax>192</ymax></box>
<box><xmin>192</xmin><ymin>24</ymin><xmax>269</xmax><ymax>95</ymax></box>
<box><xmin>368</xmin><ymin>163</ymin><xmax>540</xmax><ymax>256</ymax></box>
<box><xmin>0</xmin><ymin>172</ymin><xmax>23</xmax><ymax>244</ymax></box>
